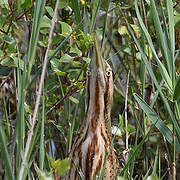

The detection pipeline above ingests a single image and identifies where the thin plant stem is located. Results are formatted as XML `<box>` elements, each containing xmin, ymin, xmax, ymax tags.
<box><xmin>125</xmin><ymin>71</ymin><xmax>130</xmax><ymax>163</ymax></box>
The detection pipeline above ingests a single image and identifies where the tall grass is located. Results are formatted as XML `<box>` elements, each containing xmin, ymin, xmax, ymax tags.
<box><xmin>124</xmin><ymin>0</ymin><xmax>179</xmax><ymax>178</ymax></box>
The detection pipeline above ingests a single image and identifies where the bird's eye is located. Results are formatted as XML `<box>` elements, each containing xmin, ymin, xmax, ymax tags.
<box><xmin>106</xmin><ymin>70</ymin><xmax>111</xmax><ymax>76</ymax></box>
<box><xmin>87</xmin><ymin>70</ymin><xmax>91</xmax><ymax>76</ymax></box>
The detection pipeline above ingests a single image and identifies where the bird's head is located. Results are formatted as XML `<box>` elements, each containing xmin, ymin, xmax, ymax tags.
<box><xmin>87</xmin><ymin>34</ymin><xmax>113</xmax><ymax>107</ymax></box>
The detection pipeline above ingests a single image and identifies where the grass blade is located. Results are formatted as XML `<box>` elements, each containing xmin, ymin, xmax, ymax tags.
<box><xmin>26</xmin><ymin>0</ymin><xmax>46</xmax><ymax>87</ymax></box>
<box><xmin>90</xmin><ymin>0</ymin><xmax>101</xmax><ymax>33</ymax></box>
<box><xmin>39</xmin><ymin>90</ymin><xmax>45</xmax><ymax>169</ymax></box>
<box><xmin>124</xmin><ymin>16</ymin><xmax>180</xmax><ymax>139</ymax></box>
<box><xmin>166</xmin><ymin>0</ymin><xmax>175</xmax><ymax>57</ymax></box>
<box><xmin>134</xmin><ymin>93</ymin><xmax>180</xmax><ymax>152</ymax></box>
<box><xmin>101</xmin><ymin>0</ymin><xmax>110</xmax><ymax>48</ymax></box>
<box><xmin>135</xmin><ymin>1</ymin><xmax>173</xmax><ymax>91</ymax></box>
<box><xmin>16</xmin><ymin>62</ymin><xmax>25</xmax><ymax>172</ymax></box>
<box><xmin>120</xmin><ymin>125</ymin><xmax>154</xmax><ymax>175</ymax></box>
<box><xmin>150</xmin><ymin>0</ymin><xmax>172</xmax><ymax>80</ymax></box>
<box><xmin>0</xmin><ymin>122</ymin><xmax>14</xmax><ymax>180</ymax></box>
<box><xmin>83</xmin><ymin>5</ymin><xmax>89</xmax><ymax>35</ymax></box>
<box><xmin>71</xmin><ymin>0</ymin><xmax>82</xmax><ymax>30</ymax></box>
<box><xmin>160</xmin><ymin>1</ymin><xmax>175</xmax><ymax>88</ymax></box>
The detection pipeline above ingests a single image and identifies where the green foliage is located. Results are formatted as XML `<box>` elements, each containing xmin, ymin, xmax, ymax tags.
<box><xmin>51</xmin><ymin>158</ymin><xmax>70</xmax><ymax>176</ymax></box>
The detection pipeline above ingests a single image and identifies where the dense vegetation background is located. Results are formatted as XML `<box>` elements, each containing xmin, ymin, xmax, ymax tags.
<box><xmin>0</xmin><ymin>0</ymin><xmax>180</xmax><ymax>179</ymax></box>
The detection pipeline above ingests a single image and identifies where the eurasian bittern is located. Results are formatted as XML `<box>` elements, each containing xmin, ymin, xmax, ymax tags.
<box><xmin>63</xmin><ymin>35</ymin><xmax>118</xmax><ymax>180</ymax></box>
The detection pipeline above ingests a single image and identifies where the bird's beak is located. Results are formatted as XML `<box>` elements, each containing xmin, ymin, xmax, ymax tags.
<box><xmin>94</xmin><ymin>34</ymin><xmax>104</xmax><ymax>71</ymax></box>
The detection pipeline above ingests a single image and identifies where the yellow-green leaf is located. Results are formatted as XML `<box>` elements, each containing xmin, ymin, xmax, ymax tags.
<box><xmin>59</xmin><ymin>21</ymin><xmax>72</xmax><ymax>37</ymax></box>
<box><xmin>69</xmin><ymin>96</ymin><xmax>79</xmax><ymax>104</ymax></box>
<box><xmin>60</xmin><ymin>54</ymin><xmax>74</xmax><ymax>63</ymax></box>
<box><xmin>57</xmin><ymin>158</ymin><xmax>70</xmax><ymax>176</ymax></box>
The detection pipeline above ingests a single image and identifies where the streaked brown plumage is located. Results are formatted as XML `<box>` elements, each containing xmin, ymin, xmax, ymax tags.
<box><xmin>62</xmin><ymin>34</ymin><xmax>118</xmax><ymax>180</ymax></box>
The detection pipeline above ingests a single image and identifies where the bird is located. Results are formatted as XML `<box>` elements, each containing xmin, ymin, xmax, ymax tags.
<box><xmin>62</xmin><ymin>34</ymin><xmax>118</xmax><ymax>180</ymax></box>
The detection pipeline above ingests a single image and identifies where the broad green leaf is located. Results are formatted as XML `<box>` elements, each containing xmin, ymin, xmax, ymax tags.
<box><xmin>56</xmin><ymin>71</ymin><xmax>66</xmax><ymax>76</ymax></box>
<box><xmin>60</xmin><ymin>54</ymin><xmax>74</xmax><ymax>63</ymax></box>
<box><xmin>52</xmin><ymin>35</ymin><xmax>63</xmax><ymax>46</ymax></box>
<box><xmin>118</xmin><ymin>26</ymin><xmax>128</xmax><ymax>35</ymax></box>
<box><xmin>59</xmin><ymin>21</ymin><xmax>72</xmax><ymax>37</ymax></box>
<box><xmin>118</xmin><ymin>24</ymin><xmax>140</xmax><ymax>36</ymax></box>
<box><xmin>134</xmin><ymin>93</ymin><xmax>180</xmax><ymax>152</ymax></box>
<box><xmin>59</xmin><ymin>0</ymin><xmax>68</xmax><ymax>9</ymax></box>
<box><xmin>21</xmin><ymin>0</ymin><xmax>32</xmax><ymax>9</ymax></box>
<box><xmin>173</xmin><ymin>76</ymin><xmax>180</xmax><ymax>100</ymax></box>
<box><xmin>38</xmin><ymin>40</ymin><xmax>48</xmax><ymax>47</ymax></box>
<box><xmin>41</xmin><ymin>16</ymin><xmax>51</xmax><ymax>28</ymax></box>
<box><xmin>52</xmin><ymin>158</ymin><xmax>70</xmax><ymax>176</ymax></box>
<box><xmin>50</xmin><ymin>58</ymin><xmax>66</xmax><ymax>76</ymax></box>
<box><xmin>70</xmin><ymin>47</ymin><xmax>82</xmax><ymax>57</ymax></box>
<box><xmin>45</xmin><ymin>6</ymin><xmax>54</xmax><ymax>17</ymax></box>
<box><xmin>71</xmin><ymin>61</ymin><xmax>82</xmax><ymax>67</ymax></box>
<box><xmin>82</xmin><ymin>57</ymin><xmax>91</xmax><ymax>64</ymax></box>
<box><xmin>57</xmin><ymin>158</ymin><xmax>70</xmax><ymax>176</ymax></box>
<box><xmin>50</xmin><ymin>58</ymin><xmax>61</xmax><ymax>70</ymax></box>
<box><xmin>69</xmin><ymin>96</ymin><xmax>79</xmax><ymax>104</ymax></box>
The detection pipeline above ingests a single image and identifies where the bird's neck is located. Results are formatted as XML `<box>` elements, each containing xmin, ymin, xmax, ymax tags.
<box><xmin>85</xmin><ymin>79</ymin><xmax>107</xmax><ymax>131</ymax></box>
